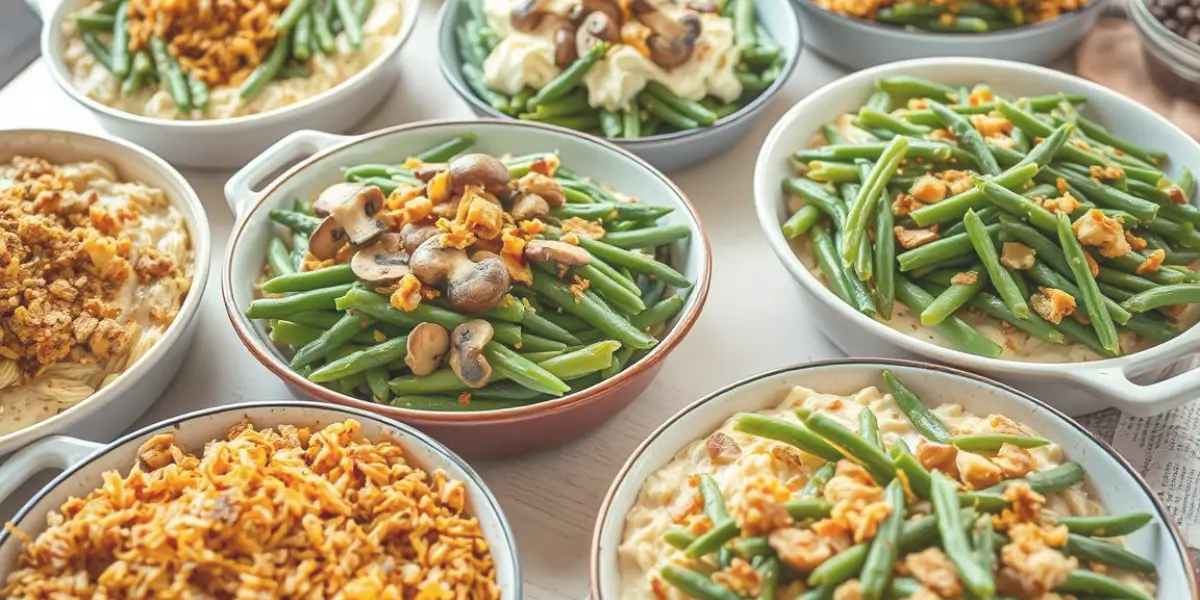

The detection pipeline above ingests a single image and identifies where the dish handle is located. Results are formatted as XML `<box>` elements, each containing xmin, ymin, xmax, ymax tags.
<box><xmin>0</xmin><ymin>436</ymin><xmax>101</xmax><ymax>504</ymax></box>
<box><xmin>1067</xmin><ymin>334</ymin><xmax>1200</xmax><ymax>417</ymax></box>
<box><xmin>223</xmin><ymin>129</ymin><xmax>351</xmax><ymax>219</ymax></box>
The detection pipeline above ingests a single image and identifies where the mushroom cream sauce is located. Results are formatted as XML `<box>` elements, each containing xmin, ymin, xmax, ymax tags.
<box><xmin>482</xmin><ymin>0</ymin><xmax>742</xmax><ymax>111</ymax></box>
<box><xmin>618</xmin><ymin>385</ymin><xmax>1152</xmax><ymax>600</ymax></box>
<box><xmin>0</xmin><ymin>159</ymin><xmax>192</xmax><ymax>436</ymax></box>
<box><xmin>61</xmin><ymin>0</ymin><xmax>404</xmax><ymax>120</ymax></box>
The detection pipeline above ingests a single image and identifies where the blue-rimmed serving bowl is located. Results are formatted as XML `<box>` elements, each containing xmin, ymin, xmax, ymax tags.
<box><xmin>436</xmin><ymin>0</ymin><xmax>802</xmax><ymax>171</ymax></box>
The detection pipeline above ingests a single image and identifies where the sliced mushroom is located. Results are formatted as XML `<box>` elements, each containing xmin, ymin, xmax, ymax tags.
<box><xmin>511</xmin><ymin>0</ymin><xmax>550</xmax><ymax>32</ymax></box>
<box><xmin>351</xmin><ymin>233</ymin><xmax>410</xmax><ymax>286</ymax></box>
<box><xmin>576</xmin><ymin>11</ymin><xmax>619</xmax><ymax>58</ymax></box>
<box><xmin>413</xmin><ymin>163</ymin><xmax>447</xmax><ymax>182</ymax></box>
<box><xmin>448</xmin><ymin>153</ymin><xmax>511</xmax><ymax>195</ymax></box>
<box><xmin>523</xmin><ymin>239</ymin><xmax>592</xmax><ymax>266</ymax></box>
<box><xmin>409</xmin><ymin>234</ymin><xmax>511</xmax><ymax>313</ymax></box>
<box><xmin>686</xmin><ymin>0</ymin><xmax>719</xmax><ymax>12</ymax></box>
<box><xmin>630</xmin><ymin>0</ymin><xmax>702</xmax><ymax>68</ymax></box>
<box><xmin>405</xmin><ymin>322</ymin><xmax>451</xmax><ymax>376</ymax></box>
<box><xmin>400</xmin><ymin>222</ymin><xmax>440</xmax><ymax>254</ymax></box>
<box><xmin>516</xmin><ymin>172</ymin><xmax>566</xmax><ymax>207</ymax></box>
<box><xmin>449</xmin><ymin>320</ymin><xmax>494</xmax><ymax>388</ymax></box>
<box><xmin>582</xmin><ymin>0</ymin><xmax>624</xmax><ymax>24</ymax></box>
<box><xmin>510</xmin><ymin>192</ymin><xmax>551</xmax><ymax>221</ymax></box>
<box><xmin>306</xmin><ymin>183</ymin><xmax>387</xmax><ymax>260</ymax></box>
<box><xmin>554</xmin><ymin>21</ymin><xmax>579</xmax><ymax>68</ymax></box>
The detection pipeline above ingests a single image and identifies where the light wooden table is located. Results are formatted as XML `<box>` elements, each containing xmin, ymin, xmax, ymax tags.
<box><xmin>0</xmin><ymin>1</ymin><xmax>854</xmax><ymax>596</ymax></box>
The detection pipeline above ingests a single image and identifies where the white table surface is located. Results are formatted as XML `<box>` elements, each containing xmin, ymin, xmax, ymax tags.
<box><xmin>0</xmin><ymin>3</ymin><xmax>1091</xmax><ymax>597</ymax></box>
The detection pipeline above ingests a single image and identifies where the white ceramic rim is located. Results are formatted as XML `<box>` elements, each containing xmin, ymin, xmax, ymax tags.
<box><xmin>0</xmin><ymin>128</ymin><xmax>211</xmax><ymax>449</ymax></box>
<box><xmin>793</xmin><ymin>0</ymin><xmax>1108</xmax><ymax>41</ymax></box>
<box><xmin>586</xmin><ymin>357</ymin><xmax>1200</xmax><ymax>598</ymax></box>
<box><xmin>38</xmin><ymin>0</ymin><xmax>421</xmax><ymax>130</ymax></box>
<box><xmin>1128</xmin><ymin>0</ymin><xmax>1200</xmax><ymax>59</ymax></box>
<box><xmin>753</xmin><ymin>57</ymin><xmax>1200</xmax><ymax>401</ymax></box>
<box><xmin>433</xmin><ymin>0</ymin><xmax>803</xmax><ymax>146</ymax></box>
<box><xmin>0</xmin><ymin>399</ymin><xmax>523</xmax><ymax>597</ymax></box>
<box><xmin>221</xmin><ymin>118</ymin><xmax>714</xmax><ymax>423</ymax></box>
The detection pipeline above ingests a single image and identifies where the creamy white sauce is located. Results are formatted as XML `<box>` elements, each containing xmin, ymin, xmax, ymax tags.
<box><xmin>61</xmin><ymin>0</ymin><xmax>404</xmax><ymax>120</ymax></box>
<box><xmin>617</xmin><ymin>385</ymin><xmax>1109</xmax><ymax>600</ymax></box>
<box><xmin>482</xmin><ymin>0</ymin><xmax>742</xmax><ymax>111</ymax></box>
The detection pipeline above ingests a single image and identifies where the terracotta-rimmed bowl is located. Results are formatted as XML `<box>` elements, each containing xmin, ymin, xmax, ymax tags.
<box><xmin>589</xmin><ymin>359</ymin><xmax>1199</xmax><ymax>598</ymax></box>
<box><xmin>754</xmin><ymin>57</ymin><xmax>1200</xmax><ymax>418</ymax></box>
<box><xmin>0</xmin><ymin>129</ymin><xmax>210</xmax><ymax>458</ymax></box>
<box><xmin>436</xmin><ymin>0</ymin><xmax>803</xmax><ymax>172</ymax></box>
<box><xmin>0</xmin><ymin>401</ymin><xmax>522</xmax><ymax>596</ymax></box>
<box><xmin>222</xmin><ymin>119</ymin><xmax>712</xmax><ymax>457</ymax></box>
<box><xmin>26</xmin><ymin>0</ymin><xmax>420</xmax><ymax>170</ymax></box>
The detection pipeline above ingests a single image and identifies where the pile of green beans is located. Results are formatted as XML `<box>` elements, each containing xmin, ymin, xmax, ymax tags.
<box><xmin>782</xmin><ymin>75</ymin><xmax>1200</xmax><ymax>359</ymax></box>
<box><xmin>72</xmin><ymin>0</ymin><xmax>376</xmax><ymax>113</ymax></box>
<box><xmin>250</xmin><ymin>134</ymin><xmax>694</xmax><ymax>411</ymax></box>
<box><xmin>848</xmin><ymin>0</ymin><xmax>1082</xmax><ymax>32</ymax></box>
<box><xmin>659</xmin><ymin>369</ymin><xmax>1158</xmax><ymax>600</ymax></box>
<box><xmin>456</xmin><ymin>0</ymin><xmax>786</xmax><ymax>138</ymax></box>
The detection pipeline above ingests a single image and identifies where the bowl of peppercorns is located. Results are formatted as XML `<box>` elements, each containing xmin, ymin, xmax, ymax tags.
<box><xmin>1131</xmin><ymin>0</ymin><xmax>1200</xmax><ymax>97</ymax></box>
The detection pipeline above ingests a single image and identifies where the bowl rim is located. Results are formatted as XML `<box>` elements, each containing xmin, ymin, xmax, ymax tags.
<box><xmin>222</xmin><ymin>117</ymin><xmax>713</xmax><ymax>424</ymax></box>
<box><xmin>0</xmin><ymin>128</ymin><xmax>211</xmax><ymax>451</ymax></box>
<box><xmin>434</xmin><ymin>0</ymin><xmax>803</xmax><ymax>146</ymax></box>
<box><xmin>39</xmin><ymin>0</ymin><xmax>421</xmax><ymax>130</ymax></box>
<box><xmin>792</xmin><ymin>0</ymin><xmax>1108</xmax><ymax>41</ymax></box>
<box><xmin>753</xmin><ymin>56</ymin><xmax>1200</xmax><ymax>377</ymax></box>
<box><xmin>0</xmin><ymin>399</ymin><xmax>524</xmax><ymax>596</ymax></box>
<box><xmin>586</xmin><ymin>357</ymin><xmax>1200</xmax><ymax>598</ymax></box>
<box><xmin>1129</xmin><ymin>0</ymin><xmax>1200</xmax><ymax>63</ymax></box>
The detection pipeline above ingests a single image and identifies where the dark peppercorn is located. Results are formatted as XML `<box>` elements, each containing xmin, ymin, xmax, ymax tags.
<box><xmin>1148</xmin><ymin>0</ymin><xmax>1200</xmax><ymax>44</ymax></box>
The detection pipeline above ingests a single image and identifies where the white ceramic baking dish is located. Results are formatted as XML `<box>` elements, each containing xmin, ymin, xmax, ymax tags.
<box><xmin>589</xmin><ymin>359</ymin><xmax>1199</xmax><ymax>598</ymax></box>
<box><xmin>0</xmin><ymin>129</ymin><xmax>210</xmax><ymax>458</ymax></box>
<box><xmin>0</xmin><ymin>401</ymin><xmax>522</xmax><ymax>596</ymax></box>
<box><xmin>754</xmin><ymin>58</ymin><xmax>1200</xmax><ymax>418</ymax></box>
<box><xmin>26</xmin><ymin>0</ymin><xmax>420</xmax><ymax>170</ymax></box>
<box><xmin>221</xmin><ymin>119</ymin><xmax>711</xmax><ymax>457</ymax></box>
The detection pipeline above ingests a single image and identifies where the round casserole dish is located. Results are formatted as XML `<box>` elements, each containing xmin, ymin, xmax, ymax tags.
<box><xmin>754</xmin><ymin>57</ymin><xmax>1200</xmax><ymax>418</ymax></box>
<box><xmin>27</xmin><ymin>0</ymin><xmax>420</xmax><ymax>170</ymax></box>
<box><xmin>0</xmin><ymin>129</ymin><xmax>210</xmax><ymax>458</ymax></box>
<box><xmin>222</xmin><ymin>119</ymin><xmax>712</xmax><ymax>457</ymax></box>
<box><xmin>0</xmin><ymin>400</ymin><xmax>522</xmax><ymax>596</ymax></box>
<box><xmin>589</xmin><ymin>359</ymin><xmax>1199</xmax><ymax>598</ymax></box>
<box><xmin>435</xmin><ymin>0</ymin><xmax>803</xmax><ymax>172</ymax></box>
<box><xmin>792</xmin><ymin>0</ymin><xmax>1107</xmax><ymax>70</ymax></box>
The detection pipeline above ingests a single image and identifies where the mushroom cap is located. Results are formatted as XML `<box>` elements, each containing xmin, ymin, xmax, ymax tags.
<box><xmin>413</xmin><ymin>163</ymin><xmax>448</xmax><ymax>182</ymax></box>
<box><xmin>351</xmin><ymin>233</ymin><xmax>411</xmax><ymax>286</ymax></box>
<box><xmin>583</xmin><ymin>0</ymin><xmax>624</xmax><ymax>24</ymax></box>
<box><xmin>646</xmin><ymin>12</ymin><xmax>701</xmax><ymax>68</ymax></box>
<box><xmin>400</xmin><ymin>222</ymin><xmax>440</xmax><ymax>254</ymax></box>
<box><xmin>516</xmin><ymin>172</ymin><xmax>566</xmax><ymax>207</ymax></box>
<box><xmin>446</xmin><ymin>254</ymin><xmax>511</xmax><ymax>313</ymax></box>
<box><xmin>577</xmin><ymin>11</ymin><xmax>620</xmax><ymax>59</ymax></box>
<box><xmin>308</xmin><ymin>216</ymin><xmax>349</xmax><ymax>261</ymax></box>
<box><xmin>405</xmin><ymin>322</ymin><xmax>451</xmax><ymax>377</ymax></box>
<box><xmin>312</xmin><ymin>182</ymin><xmax>366</xmax><ymax>217</ymax></box>
<box><xmin>511</xmin><ymin>0</ymin><xmax>549</xmax><ymax>31</ymax></box>
<box><xmin>449</xmin><ymin>320</ymin><xmax>495</xmax><ymax>388</ymax></box>
<box><xmin>448</xmin><ymin>154</ymin><xmax>511</xmax><ymax>196</ymax></box>
<box><xmin>554</xmin><ymin>22</ymin><xmax>579</xmax><ymax>68</ymax></box>
<box><xmin>524</xmin><ymin>239</ymin><xmax>593</xmax><ymax>266</ymax></box>
<box><xmin>510</xmin><ymin>192</ymin><xmax>551</xmax><ymax>222</ymax></box>
<box><xmin>409</xmin><ymin>234</ymin><xmax>457</xmax><ymax>286</ymax></box>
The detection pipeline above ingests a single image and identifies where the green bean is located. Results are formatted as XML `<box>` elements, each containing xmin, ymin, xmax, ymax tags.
<box><xmin>1075</xmin><ymin>116</ymin><xmax>1165</xmax><ymax>165</ymax></box>
<box><xmin>148</xmin><ymin>37</ymin><xmax>191</xmax><ymax>111</ymax></box>
<box><xmin>80</xmin><ymin>32</ymin><xmax>115</xmax><ymax>72</ymax></box>
<box><xmin>735</xmin><ymin>414</ymin><xmax>842</xmax><ymax>462</ymax></box>
<box><xmin>1047</xmin><ymin>165</ymin><xmax>1160</xmax><ymax>223</ymax></box>
<box><xmin>1121</xmin><ymin>283</ymin><xmax>1200</xmax><ymax>312</ymax></box>
<box><xmin>875</xmin><ymin>76</ymin><xmax>957</xmax><ymax>103</ymax></box>
<box><xmin>527</xmin><ymin>42</ymin><xmax>608</xmax><ymax>110</ymax></box>
<box><xmin>621</xmin><ymin>104</ymin><xmax>642</xmax><ymax>138</ymax></box>
<box><xmin>896</xmin><ymin>276</ymin><xmax>1003</xmax><ymax>357</ymax></box>
<box><xmin>267</xmin><ymin>237</ymin><xmax>296</xmax><ymax>277</ymax></box>
<box><xmin>311</xmin><ymin>0</ymin><xmax>336</xmax><ymax>52</ymax></box>
<box><xmin>756</xmin><ymin>556</ymin><xmax>781</xmax><ymax>600</ymax></box>
<box><xmin>901</xmin><ymin>225</ymin><xmax>1008</xmax><ymax>274</ymax></box>
<box><xmin>286</xmin><ymin>311</ymin><xmax>342</xmax><ymax>329</ymax></box>
<box><xmin>290</xmin><ymin>312</ymin><xmax>368</xmax><ymax>368</ymax></box>
<box><xmin>1065</xmin><ymin>534</ymin><xmax>1155</xmax><ymax>573</ymax></box>
<box><xmin>575</xmin><ymin>264</ymin><xmax>645</xmax><ymax>315</ymax></box>
<box><xmin>365</xmin><ymin>367</ymin><xmax>390</xmax><ymax>402</ymax></box>
<box><xmin>806</xmin><ymin>161</ymin><xmax>861</xmax><ymax>184</ymax></box>
<box><xmin>601</xmin><ymin>224</ymin><xmax>692</xmax><ymax>249</ymax></box>
<box><xmin>413</xmin><ymin>134</ymin><xmax>476</xmax><ymax>163</ymax></box>
<box><xmin>484</xmin><ymin>342</ymin><xmax>570</xmax><ymax>395</ymax></box>
<box><xmin>866</xmin><ymin>89</ymin><xmax>893</xmax><ymax>112</ymax></box>
<box><xmin>332</xmin><ymin>0</ymin><xmax>362</xmax><ymax>46</ymax></box>
<box><xmin>920</xmin><ymin>264</ymin><xmax>986</xmax><ymax>326</ymax></box>
<box><xmin>75</xmin><ymin>12</ymin><xmax>117</xmax><ymax>31</ymax></box>
<box><xmin>1056</xmin><ymin>212</ymin><xmax>1120</xmax><ymax>353</ymax></box>
<box><xmin>1180</xmin><ymin>167</ymin><xmax>1196</xmax><ymax>199</ymax></box>
<box><xmin>534</xmin><ymin>341</ymin><xmax>620</xmax><ymax>379</ymax></box>
<box><xmin>270</xmin><ymin>320</ymin><xmax>321</xmax><ymax>347</ymax></box>
<box><xmin>968</xmin><ymin>291</ymin><xmax>1067</xmax><ymax>344</ymax></box>
<box><xmin>521</xmin><ymin>312</ymin><xmax>581</xmax><ymax>345</ymax></box>
<box><xmin>996</xmin><ymin>101</ymin><xmax>1106</xmax><ymax>169</ymax></box>
<box><xmin>1056</xmin><ymin>569</ymin><xmax>1153</xmax><ymax>600</ymax></box>
<box><xmin>240</xmin><ymin>30</ymin><xmax>292</xmax><ymax>100</ymax></box>
<box><xmin>644</xmin><ymin>81</ymin><xmax>717</xmax><ymax>125</ymax></box>
<box><xmin>879</xmin><ymin>372</ymin><xmax>950</xmax><ymax>445</ymax></box>
<box><xmin>932</xmin><ymin>471</ymin><xmax>994</xmax><ymax>597</ymax></box>
<box><xmin>733</xmin><ymin>0</ymin><xmax>757</xmax><ymax>52</ymax></box>
<box><xmin>1055</xmin><ymin>512</ymin><xmax>1153</xmax><ymax>537</ymax></box>
<box><xmin>353</xmin><ymin>0</ymin><xmax>374</xmax><ymax>22</ymax></box>
<box><xmin>874</xmin><ymin>194</ymin><xmax>896</xmax><ymax>318</ymax></box>
<box><xmin>804</xmin><ymin>412</ymin><xmax>895</xmax><ymax>484</ymax></box>
<box><xmin>858</xmin><ymin>409</ymin><xmax>883</xmax><ymax>453</ymax></box>
<box><xmin>794</xmin><ymin>139</ymin><xmax>953</xmax><ymax>163</ymax></box>
<box><xmin>965</xmin><ymin>209</ymin><xmax>1029</xmax><ymax>319</ymax></box>
<box><xmin>310</xmin><ymin>335</ymin><xmax>407</xmax><ymax>382</ymax></box>
<box><xmin>293</xmin><ymin>10</ymin><xmax>313</xmax><ymax>60</ymax></box>
<box><xmin>857</xmin><ymin>108</ymin><xmax>930</xmax><ymax>137</ymax></box>
<box><xmin>785</xmin><ymin>498</ymin><xmax>833</xmax><ymax>521</ymax></box>
<box><xmin>639</xmin><ymin>93</ymin><xmax>700</xmax><ymax>130</ymax></box>
<box><xmin>571</xmin><ymin>235</ymin><xmax>691</xmax><ymax>288</ymax></box>
<box><xmin>664</xmin><ymin>526</ymin><xmax>696</xmax><ymax>550</ymax></box>
<box><xmin>631</xmin><ymin>296</ymin><xmax>684</xmax><ymax>331</ymax></box>
<box><xmin>389</xmin><ymin>394</ymin><xmax>533</xmax><ymax>411</ymax></box>
<box><xmin>920</xmin><ymin>15</ymin><xmax>990</xmax><ymax>31</ymax></box>
<box><xmin>861</xmin><ymin>479</ymin><xmax>905</xmax><ymax>599</ymax></box>
<box><xmin>1096</xmin><ymin>267</ymin><xmax>1159</xmax><ymax>293</ymax></box>
<box><xmin>950</xmin><ymin>433</ymin><xmax>1049</xmax><ymax>451</ymax></box>
<box><xmin>335</xmin><ymin>289</ymin><xmax>521</xmax><ymax>346</ymax></box>
<box><xmin>110</xmin><ymin>1</ymin><xmax>131</xmax><ymax>77</ymax></box>
<box><xmin>998</xmin><ymin>215</ymin><xmax>1072</xmax><ymax>274</ymax></box>
<box><xmin>661</xmin><ymin>565</ymin><xmax>740</xmax><ymax>600</ymax></box>
<box><xmin>814</xmin><ymin>225</ymin><xmax>876</xmax><ymax>316</ymax></box>
<box><xmin>979</xmin><ymin>178</ymin><xmax>1059</xmax><ymax>233</ymax></box>
<box><xmin>982</xmin><ymin>461</ymin><xmax>1084</xmax><ymax>495</ymax></box>
<box><xmin>513</xmin><ymin>332</ymin><xmax>565</xmax><ymax>353</ymax></box>
<box><xmin>892</xmin><ymin>444</ymin><xmax>933</xmax><ymax>500</ymax></box>
<box><xmin>594</xmin><ymin>108</ymin><xmax>621</xmax><ymax>138</ymax></box>
<box><xmin>910</xmin><ymin>162</ymin><xmax>1041</xmax><ymax>227</ymax></box>
<box><xmin>529</xmin><ymin>269</ymin><xmax>655</xmax><ymax>349</ymax></box>
<box><xmin>844</xmin><ymin>137</ymin><xmax>907</xmax><ymax>266</ymax></box>
<box><xmin>262</xmin><ymin>263</ymin><xmax>355</xmax><ymax>294</ymax></box>
<box><xmin>783</xmin><ymin>204</ymin><xmax>822</xmax><ymax>240</ymax></box>
<box><xmin>1148</xmin><ymin>216</ymin><xmax>1200</xmax><ymax>249</ymax></box>
<box><xmin>797</xmin><ymin>463</ymin><xmax>835</xmax><ymax>498</ymax></box>
<box><xmin>685</xmin><ymin>519</ymin><xmax>739</xmax><ymax>558</ymax></box>
<box><xmin>841</xmin><ymin>179</ymin><xmax>875</xmax><ymax>282</ymax></box>
<box><xmin>889</xmin><ymin>578</ymin><xmax>925</xmax><ymax>599</ymax></box>
<box><xmin>972</xmin><ymin>516</ymin><xmax>996</xmax><ymax>582</ymax></box>
<box><xmin>782</xmin><ymin>178</ymin><xmax>847</xmax><ymax>228</ymax></box>
<box><xmin>1027</xmin><ymin>260</ymin><xmax>1132</xmax><ymax>325</ymax></box>
<box><xmin>246</xmin><ymin>283</ymin><xmax>354</xmax><ymax>320</ymax></box>
<box><xmin>462</xmin><ymin>63</ymin><xmax>509</xmax><ymax>113</ymax></box>
<box><xmin>925</xmin><ymin>100</ymin><xmax>1001</xmax><ymax>175</ymax></box>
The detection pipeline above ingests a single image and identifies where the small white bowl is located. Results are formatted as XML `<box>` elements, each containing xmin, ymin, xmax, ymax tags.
<box><xmin>0</xmin><ymin>129</ymin><xmax>210</xmax><ymax>458</ymax></box>
<box><xmin>436</xmin><ymin>0</ymin><xmax>803</xmax><ymax>172</ymax></box>
<box><xmin>792</xmin><ymin>0</ymin><xmax>1107</xmax><ymax>70</ymax></box>
<box><xmin>28</xmin><ymin>0</ymin><xmax>420</xmax><ymax>170</ymax></box>
<box><xmin>753</xmin><ymin>58</ymin><xmax>1200</xmax><ymax>418</ymax></box>
<box><xmin>0</xmin><ymin>401</ymin><xmax>522</xmax><ymax>596</ymax></box>
<box><xmin>589</xmin><ymin>359</ymin><xmax>1199</xmax><ymax>598</ymax></box>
